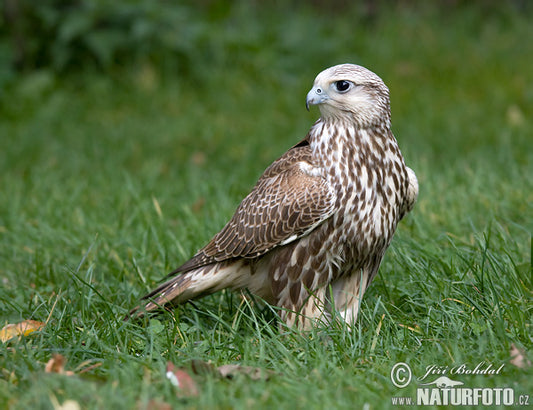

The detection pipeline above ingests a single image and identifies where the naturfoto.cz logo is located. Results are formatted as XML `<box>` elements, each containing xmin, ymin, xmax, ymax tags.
<box><xmin>390</xmin><ymin>362</ymin><xmax>530</xmax><ymax>407</ymax></box>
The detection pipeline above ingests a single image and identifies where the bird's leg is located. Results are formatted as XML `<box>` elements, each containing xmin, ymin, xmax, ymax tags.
<box><xmin>279</xmin><ymin>285</ymin><xmax>333</xmax><ymax>330</ymax></box>
<box><xmin>328</xmin><ymin>269</ymin><xmax>369</xmax><ymax>327</ymax></box>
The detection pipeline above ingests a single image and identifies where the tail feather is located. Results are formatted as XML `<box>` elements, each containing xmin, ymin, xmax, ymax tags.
<box><xmin>141</xmin><ymin>272</ymin><xmax>195</xmax><ymax>311</ymax></box>
<box><xmin>127</xmin><ymin>264</ymin><xmax>218</xmax><ymax>319</ymax></box>
<box><xmin>127</xmin><ymin>259</ymin><xmax>268</xmax><ymax>320</ymax></box>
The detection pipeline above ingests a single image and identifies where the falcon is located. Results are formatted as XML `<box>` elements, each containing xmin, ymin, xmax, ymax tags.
<box><xmin>130</xmin><ymin>64</ymin><xmax>418</xmax><ymax>329</ymax></box>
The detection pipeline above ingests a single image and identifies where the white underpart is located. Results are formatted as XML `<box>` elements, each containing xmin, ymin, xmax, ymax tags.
<box><xmin>406</xmin><ymin>167</ymin><xmax>419</xmax><ymax>212</ymax></box>
<box><xmin>306</xmin><ymin>121</ymin><xmax>402</xmax><ymax>324</ymax></box>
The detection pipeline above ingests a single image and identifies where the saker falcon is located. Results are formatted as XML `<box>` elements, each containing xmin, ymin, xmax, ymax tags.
<box><xmin>130</xmin><ymin>63</ymin><xmax>418</xmax><ymax>329</ymax></box>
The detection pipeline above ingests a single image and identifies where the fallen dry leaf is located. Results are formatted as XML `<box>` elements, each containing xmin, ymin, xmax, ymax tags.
<box><xmin>0</xmin><ymin>320</ymin><xmax>45</xmax><ymax>343</ymax></box>
<box><xmin>510</xmin><ymin>343</ymin><xmax>531</xmax><ymax>369</ymax></box>
<box><xmin>217</xmin><ymin>364</ymin><xmax>275</xmax><ymax>381</ymax></box>
<box><xmin>189</xmin><ymin>359</ymin><xmax>277</xmax><ymax>381</ymax></box>
<box><xmin>45</xmin><ymin>354</ymin><xmax>75</xmax><ymax>376</ymax></box>
<box><xmin>165</xmin><ymin>362</ymin><xmax>199</xmax><ymax>398</ymax></box>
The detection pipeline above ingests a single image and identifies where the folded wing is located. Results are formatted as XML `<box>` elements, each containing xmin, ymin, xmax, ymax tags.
<box><xmin>174</xmin><ymin>142</ymin><xmax>336</xmax><ymax>273</ymax></box>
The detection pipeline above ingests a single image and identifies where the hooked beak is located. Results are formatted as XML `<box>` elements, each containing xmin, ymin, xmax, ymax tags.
<box><xmin>306</xmin><ymin>86</ymin><xmax>329</xmax><ymax>111</ymax></box>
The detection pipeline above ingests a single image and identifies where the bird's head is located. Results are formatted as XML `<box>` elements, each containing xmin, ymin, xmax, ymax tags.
<box><xmin>306</xmin><ymin>64</ymin><xmax>391</xmax><ymax>128</ymax></box>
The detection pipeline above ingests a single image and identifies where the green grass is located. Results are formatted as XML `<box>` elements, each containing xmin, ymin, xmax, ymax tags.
<box><xmin>1</xmin><ymin>5</ymin><xmax>532</xmax><ymax>409</ymax></box>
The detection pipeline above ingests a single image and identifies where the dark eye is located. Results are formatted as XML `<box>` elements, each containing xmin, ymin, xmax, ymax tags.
<box><xmin>334</xmin><ymin>80</ymin><xmax>352</xmax><ymax>92</ymax></box>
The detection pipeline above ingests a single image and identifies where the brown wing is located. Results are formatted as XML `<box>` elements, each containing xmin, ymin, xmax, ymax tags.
<box><xmin>174</xmin><ymin>142</ymin><xmax>336</xmax><ymax>273</ymax></box>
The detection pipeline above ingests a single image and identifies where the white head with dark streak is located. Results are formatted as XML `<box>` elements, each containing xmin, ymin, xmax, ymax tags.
<box><xmin>306</xmin><ymin>63</ymin><xmax>391</xmax><ymax>128</ymax></box>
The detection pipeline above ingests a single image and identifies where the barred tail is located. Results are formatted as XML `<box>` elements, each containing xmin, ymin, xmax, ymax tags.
<box><xmin>126</xmin><ymin>259</ymin><xmax>262</xmax><ymax>320</ymax></box>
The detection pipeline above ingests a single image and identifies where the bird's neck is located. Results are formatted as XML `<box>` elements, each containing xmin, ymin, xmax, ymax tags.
<box><xmin>318</xmin><ymin>108</ymin><xmax>392</xmax><ymax>130</ymax></box>
<box><xmin>309</xmin><ymin>118</ymin><xmax>390</xmax><ymax>154</ymax></box>
<box><xmin>308</xmin><ymin>118</ymin><xmax>393</xmax><ymax>179</ymax></box>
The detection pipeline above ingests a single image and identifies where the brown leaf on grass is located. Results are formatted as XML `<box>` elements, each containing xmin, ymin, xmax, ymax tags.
<box><xmin>45</xmin><ymin>354</ymin><xmax>75</xmax><ymax>376</ymax></box>
<box><xmin>217</xmin><ymin>364</ymin><xmax>275</xmax><ymax>381</ymax></box>
<box><xmin>510</xmin><ymin>343</ymin><xmax>531</xmax><ymax>369</ymax></box>
<box><xmin>165</xmin><ymin>362</ymin><xmax>199</xmax><ymax>398</ymax></box>
<box><xmin>0</xmin><ymin>320</ymin><xmax>45</xmax><ymax>342</ymax></box>
<box><xmin>189</xmin><ymin>359</ymin><xmax>276</xmax><ymax>381</ymax></box>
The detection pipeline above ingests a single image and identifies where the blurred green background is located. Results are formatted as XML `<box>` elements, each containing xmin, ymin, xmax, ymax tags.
<box><xmin>1</xmin><ymin>0</ymin><xmax>531</xmax><ymax>259</ymax></box>
<box><xmin>1</xmin><ymin>1</ymin><xmax>532</xmax><ymax>409</ymax></box>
